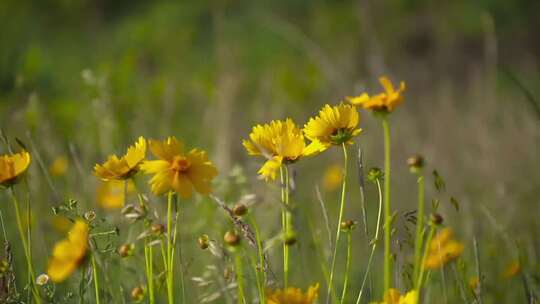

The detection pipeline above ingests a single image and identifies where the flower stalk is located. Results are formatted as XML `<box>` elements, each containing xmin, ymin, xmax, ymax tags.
<box><xmin>382</xmin><ymin>116</ymin><xmax>392</xmax><ymax>293</ymax></box>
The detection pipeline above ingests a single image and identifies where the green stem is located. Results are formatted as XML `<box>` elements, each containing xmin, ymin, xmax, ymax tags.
<box><xmin>382</xmin><ymin>116</ymin><xmax>392</xmax><ymax>293</ymax></box>
<box><xmin>417</xmin><ymin>225</ymin><xmax>436</xmax><ymax>291</ymax></box>
<box><xmin>327</xmin><ymin>143</ymin><xmax>348</xmax><ymax>304</ymax></box>
<box><xmin>235</xmin><ymin>251</ymin><xmax>247</xmax><ymax>304</ymax></box>
<box><xmin>340</xmin><ymin>232</ymin><xmax>352</xmax><ymax>304</ymax></box>
<box><xmin>91</xmin><ymin>254</ymin><xmax>101</xmax><ymax>304</ymax></box>
<box><xmin>413</xmin><ymin>175</ymin><xmax>425</xmax><ymax>283</ymax></box>
<box><xmin>279</xmin><ymin>166</ymin><xmax>290</xmax><ymax>288</ymax></box>
<box><xmin>145</xmin><ymin>240</ymin><xmax>155</xmax><ymax>304</ymax></box>
<box><xmin>166</xmin><ymin>191</ymin><xmax>174</xmax><ymax>304</ymax></box>
<box><xmin>251</xmin><ymin>219</ymin><xmax>266</xmax><ymax>303</ymax></box>
<box><xmin>355</xmin><ymin>178</ymin><xmax>383</xmax><ymax>304</ymax></box>
<box><xmin>9</xmin><ymin>189</ymin><xmax>40</xmax><ymax>304</ymax></box>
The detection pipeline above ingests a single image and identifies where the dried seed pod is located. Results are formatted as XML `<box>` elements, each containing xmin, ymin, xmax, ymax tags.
<box><xmin>340</xmin><ymin>219</ymin><xmax>356</xmax><ymax>231</ymax></box>
<box><xmin>151</xmin><ymin>223</ymin><xmax>165</xmax><ymax>235</ymax></box>
<box><xmin>118</xmin><ymin>244</ymin><xmax>134</xmax><ymax>257</ymax></box>
<box><xmin>232</xmin><ymin>203</ymin><xmax>248</xmax><ymax>216</ymax></box>
<box><xmin>430</xmin><ymin>213</ymin><xmax>444</xmax><ymax>225</ymax></box>
<box><xmin>407</xmin><ymin>154</ymin><xmax>425</xmax><ymax>173</ymax></box>
<box><xmin>224</xmin><ymin>230</ymin><xmax>240</xmax><ymax>246</ymax></box>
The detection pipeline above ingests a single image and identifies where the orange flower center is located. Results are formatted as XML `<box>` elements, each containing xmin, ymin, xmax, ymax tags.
<box><xmin>171</xmin><ymin>156</ymin><xmax>191</xmax><ymax>173</ymax></box>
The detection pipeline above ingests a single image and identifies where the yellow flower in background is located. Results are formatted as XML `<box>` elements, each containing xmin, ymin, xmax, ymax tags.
<box><xmin>243</xmin><ymin>118</ymin><xmax>325</xmax><ymax>181</ymax></box>
<box><xmin>97</xmin><ymin>180</ymin><xmax>135</xmax><ymax>209</ymax></box>
<box><xmin>140</xmin><ymin>137</ymin><xmax>218</xmax><ymax>198</ymax></box>
<box><xmin>425</xmin><ymin>228</ymin><xmax>464</xmax><ymax>269</ymax></box>
<box><xmin>348</xmin><ymin>76</ymin><xmax>405</xmax><ymax>113</ymax></box>
<box><xmin>322</xmin><ymin>164</ymin><xmax>343</xmax><ymax>191</ymax></box>
<box><xmin>0</xmin><ymin>151</ymin><xmax>31</xmax><ymax>186</ymax></box>
<box><xmin>371</xmin><ymin>289</ymin><xmax>418</xmax><ymax>304</ymax></box>
<box><xmin>47</xmin><ymin>220</ymin><xmax>89</xmax><ymax>283</ymax></box>
<box><xmin>49</xmin><ymin>156</ymin><xmax>69</xmax><ymax>177</ymax></box>
<box><xmin>94</xmin><ymin>136</ymin><xmax>146</xmax><ymax>180</ymax></box>
<box><xmin>51</xmin><ymin>215</ymin><xmax>72</xmax><ymax>232</ymax></box>
<box><xmin>502</xmin><ymin>260</ymin><xmax>521</xmax><ymax>279</ymax></box>
<box><xmin>266</xmin><ymin>283</ymin><xmax>319</xmax><ymax>304</ymax></box>
<box><xmin>303</xmin><ymin>103</ymin><xmax>361</xmax><ymax>148</ymax></box>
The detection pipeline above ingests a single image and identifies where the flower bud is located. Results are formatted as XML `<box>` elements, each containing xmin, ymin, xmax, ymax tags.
<box><xmin>367</xmin><ymin>167</ymin><xmax>383</xmax><ymax>182</ymax></box>
<box><xmin>131</xmin><ymin>286</ymin><xmax>145</xmax><ymax>302</ymax></box>
<box><xmin>118</xmin><ymin>243</ymin><xmax>134</xmax><ymax>257</ymax></box>
<box><xmin>224</xmin><ymin>230</ymin><xmax>240</xmax><ymax>246</ymax></box>
<box><xmin>198</xmin><ymin>234</ymin><xmax>210</xmax><ymax>250</ymax></box>
<box><xmin>340</xmin><ymin>219</ymin><xmax>356</xmax><ymax>231</ymax></box>
<box><xmin>430</xmin><ymin>213</ymin><xmax>444</xmax><ymax>225</ymax></box>
<box><xmin>232</xmin><ymin>203</ymin><xmax>248</xmax><ymax>217</ymax></box>
<box><xmin>151</xmin><ymin>223</ymin><xmax>165</xmax><ymax>235</ymax></box>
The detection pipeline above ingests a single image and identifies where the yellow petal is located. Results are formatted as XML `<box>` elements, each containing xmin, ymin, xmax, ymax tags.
<box><xmin>258</xmin><ymin>157</ymin><xmax>283</xmax><ymax>181</ymax></box>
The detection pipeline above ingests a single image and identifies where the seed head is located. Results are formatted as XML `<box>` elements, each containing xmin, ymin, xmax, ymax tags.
<box><xmin>224</xmin><ymin>230</ymin><xmax>240</xmax><ymax>246</ymax></box>
<box><xmin>118</xmin><ymin>243</ymin><xmax>134</xmax><ymax>257</ymax></box>
<box><xmin>430</xmin><ymin>213</ymin><xmax>444</xmax><ymax>225</ymax></box>
<box><xmin>407</xmin><ymin>155</ymin><xmax>425</xmax><ymax>173</ymax></box>
<box><xmin>198</xmin><ymin>234</ymin><xmax>210</xmax><ymax>250</ymax></box>
<box><xmin>340</xmin><ymin>219</ymin><xmax>357</xmax><ymax>231</ymax></box>
<box><xmin>131</xmin><ymin>286</ymin><xmax>145</xmax><ymax>302</ymax></box>
<box><xmin>232</xmin><ymin>203</ymin><xmax>248</xmax><ymax>216</ymax></box>
<box><xmin>151</xmin><ymin>223</ymin><xmax>165</xmax><ymax>235</ymax></box>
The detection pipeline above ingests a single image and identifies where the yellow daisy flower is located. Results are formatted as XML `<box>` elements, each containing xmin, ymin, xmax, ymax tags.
<box><xmin>140</xmin><ymin>137</ymin><xmax>218</xmax><ymax>198</ymax></box>
<box><xmin>303</xmin><ymin>103</ymin><xmax>362</xmax><ymax>148</ymax></box>
<box><xmin>94</xmin><ymin>136</ymin><xmax>147</xmax><ymax>180</ymax></box>
<box><xmin>96</xmin><ymin>179</ymin><xmax>135</xmax><ymax>209</ymax></box>
<box><xmin>0</xmin><ymin>150</ymin><xmax>31</xmax><ymax>187</ymax></box>
<box><xmin>47</xmin><ymin>220</ymin><xmax>89</xmax><ymax>283</ymax></box>
<box><xmin>49</xmin><ymin>156</ymin><xmax>69</xmax><ymax>177</ymax></box>
<box><xmin>348</xmin><ymin>76</ymin><xmax>406</xmax><ymax>113</ymax></box>
<box><xmin>243</xmin><ymin>118</ymin><xmax>325</xmax><ymax>181</ymax></box>
<box><xmin>425</xmin><ymin>228</ymin><xmax>464</xmax><ymax>269</ymax></box>
<box><xmin>371</xmin><ymin>289</ymin><xmax>418</xmax><ymax>304</ymax></box>
<box><xmin>266</xmin><ymin>283</ymin><xmax>319</xmax><ymax>304</ymax></box>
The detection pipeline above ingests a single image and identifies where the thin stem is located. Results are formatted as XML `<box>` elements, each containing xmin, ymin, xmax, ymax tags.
<box><xmin>413</xmin><ymin>175</ymin><xmax>425</xmax><ymax>283</ymax></box>
<box><xmin>340</xmin><ymin>232</ymin><xmax>352</xmax><ymax>304</ymax></box>
<box><xmin>473</xmin><ymin>237</ymin><xmax>483</xmax><ymax>304</ymax></box>
<box><xmin>145</xmin><ymin>240</ymin><xmax>155</xmax><ymax>304</ymax></box>
<box><xmin>91</xmin><ymin>254</ymin><xmax>101</xmax><ymax>304</ymax></box>
<box><xmin>417</xmin><ymin>225</ymin><xmax>436</xmax><ymax>291</ymax></box>
<box><xmin>9</xmin><ymin>189</ymin><xmax>40</xmax><ymax>304</ymax></box>
<box><xmin>355</xmin><ymin>178</ymin><xmax>383</xmax><ymax>304</ymax></box>
<box><xmin>279</xmin><ymin>166</ymin><xmax>290</xmax><ymax>288</ymax></box>
<box><xmin>166</xmin><ymin>191</ymin><xmax>174</xmax><ymax>304</ymax></box>
<box><xmin>251</xmin><ymin>218</ymin><xmax>266</xmax><ymax>303</ymax></box>
<box><xmin>382</xmin><ymin>116</ymin><xmax>392</xmax><ymax>293</ymax></box>
<box><xmin>235</xmin><ymin>251</ymin><xmax>247</xmax><ymax>304</ymax></box>
<box><xmin>327</xmin><ymin>143</ymin><xmax>348</xmax><ymax>304</ymax></box>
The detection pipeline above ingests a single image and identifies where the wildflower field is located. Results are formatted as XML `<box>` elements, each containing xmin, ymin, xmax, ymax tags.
<box><xmin>0</xmin><ymin>1</ymin><xmax>539</xmax><ymax>303</ymax></box>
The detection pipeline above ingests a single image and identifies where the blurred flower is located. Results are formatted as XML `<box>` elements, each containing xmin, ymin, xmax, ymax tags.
<box><xmin>140</xmin><ymin>137</ymin><xmax>218</xmax><ymax>198</ymax></box>
<box><xmin>49</xmin><ymin>156</ymin><xmax>68</xmax><ymax>177</ymax></box>
<box><xmin>0</xmin><ymin>150</ymin><xmax>31</xmax><ymax>186</ymax></box>
<box><xmin>372</xmin><ymin>289</ymin><xmax>418</xmax><ymax>304</ymax></box>
<box><xmin>47</xmin><ymin>220</ymin><xmax>89</xmax><ymax>282</ymax></box>
<box><xmin>94</xmin><ymin>136</ymin><xmax>146</xmax><ymax>180</ymax></box>
<box><xmin>96</xmin><ymin>179</ymin><xmax>134</xmax><ymax>209</ymax></box>
<box><xmin>266</xmin><ymin>283</ymin><xmax>319</xmax><ymax>304</ymax></box>
<box><xmin>303</xmin><ymin>103</ymin><xmax>361</xmax><ymax>148</ymax></box>
<box><xmin>348</xmin><ymin>76</ymin><xmax>405</xmax><ymax>113</ymax></box>
<box><xmin>243</xmin><ymin>118</ymin><xmax>324</xmax><ymax>181</ymax></box>
<box><xmin>322</xmin><ymin>164</ymin><xmax>343</xmax><ymax>191</ymax></box>
<box><xmin>502</xmin><ymin>260</ymin><xmax>521</xmax><ymax>279</ymax></box>
<box><xmin>425</xmin><ymin>228</ymin><xmax>464</xmax><ymax>269</ymax></box>
<box><xmin>51</xmin><ymin>215</ymin><xmax>72</xmax><ymax>232</ymax></box>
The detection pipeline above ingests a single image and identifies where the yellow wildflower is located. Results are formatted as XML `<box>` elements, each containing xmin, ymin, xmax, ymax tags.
<box><xmin>47</xmin><ymin>220</ymin><xmax>89</xmax><ymax>283</ymax></box>
<box><xmin>303</xmin><ymin>103</ymin><xmax>362</xmax><ymax>149</ymax></box>
<box><xmin>94</xmin><ymin>136</ymin><xmax>146</xmax><ymax>180</ymax></box>
<box><xmin>425</xmin><ymin>228</ymin><xmax>464</xmax><ymax>269</ymax></box>
<box><xmin>51</xmin><ymin>215</ymin><xmax>72</xmax><ymax>232</ymax></box>
<box><xmin>243</xmin><ymin>118</ymin><xmax>325</xmax><ymax>181</ymax></box>
<box><xmin>348</xmin><ymin>76</ymin><xmax>405</xmax><ymax>112</ymax></box>
<box><xmin>502</xmin><ymin>260</ymin><xmax>521</xmax><ymax>279</ymax></box>
<box><xmin>372</xmin><ymin>289</ymin><xmax>418</xmax><ymax>304</ymax></box>
<box><xmin>140</xmin><ymin>137</ymin><xmax>218</xmax><ymax>198</ymax></box>
<box><xmin>96</xmin><ymin>180</ymin><xmax>135</xmax><ymax>209</ymax></box>
<box><xmin>322</xmin><ymin>164</ymin><xmax>343</xmax><ymax>191</ymax></box>
<box><xmin>49</xmin><ymin>156</ymin><xmax>69</xmax><ymax>177</ymax></box>
<box><xmin>266</xmin><ymin>283</ymin><xmax>319</xmax><ymax>304</ymax></box>
<box><xmin>0</xmin><ymin>150</ymin><xmax>31</xmax><ymax>186</ymax></box>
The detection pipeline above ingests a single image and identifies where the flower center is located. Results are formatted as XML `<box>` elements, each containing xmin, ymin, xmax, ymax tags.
<box><xmin>171</xmin><ymin>156</ymin><xmax>191</xmax><ymax>173</ymax></box>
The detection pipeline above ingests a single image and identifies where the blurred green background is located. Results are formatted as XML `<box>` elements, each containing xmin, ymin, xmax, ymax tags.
<box><xmin>0</xmin><ymin>0</ymin><xmax>539</xmax><ymax>303</ymax></box>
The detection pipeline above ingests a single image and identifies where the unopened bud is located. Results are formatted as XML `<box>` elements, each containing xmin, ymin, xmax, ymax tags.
<box><xmin>232</xmin><ymin>203</ymin><xmax>248</xmax><ymax>216</ymax></box>
<box><xmin>224</xmin><ymin>230</ymin><xmax>240</xmax><ymax>246</ymax></box>
<box><xmin>151</xmin><ymin>223</ymin><xmax>165</xmax><ymax>235</ymax></box>
<box><xmin>340</xmin><ymin>219</ymin><xmax>356</xmax><ymax>231</ymax></box>
<box><xmin>407</xmin><ymin>155</ymin><xmax>424</xmax><ymax>173</ymax></box>
<box><xmin>430</xmin><ymin>213</ymin><xmax>444</xmax><ymax>225</ymax></box>
<box><xmin>131</xmin><ymin>286</ymin><xmax>145</xmax><ymax>302</ymax></box>
<box><xmin>118</xmin><ymin>244</ymin><xmax>134</xmax><ymax>257</ymax></box>
<box><xmin>367</xmin><ymin>167</ymin><xmax>383</xmax><ymax>182</ymax></box>
<box><xmin>198</xmin><ymin>234</ymin><xmax>210</xmax><ymax>250</ymax></box>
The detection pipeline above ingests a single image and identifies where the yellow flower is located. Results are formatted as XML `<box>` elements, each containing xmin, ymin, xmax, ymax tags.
<box><xmin>94</xmin><ymin>136</ymin><xmax>147</xmax><ymax>180</ymax></box>
<box><xmin>140</xmin><ymin>137</ymin><xmax>218</xmax><ymax>198</ymax></box>
<box><xmin>303</xmin><ymin>103</ymin><xmax>361</xmax><ymax>148</ymax></box>
<box><xmin>0</xmin><ymin>151</ymin><xmax>31</xmax><ymax>186</ymax></box>
<box><xmin>49</xmin><ymin>156</ymin><xmax>69</xmax><ymax>177</ymax></box>
<box><xmin>425</xmin><ymin>228</ymin><xmax>464</xmax><ymax>269</ymax></box>
<box><xmin>502</xmin><ymin>260</ymin><xmax>521</xmax><ymax>279</ymax></box>
<box><xmin>47</xmin><ymin>220</ymin><xmax>89</xmax><ymax>283</ymax></box>
<box><xmin>266</xmin><ymin>283</ymin><xmax>319</xmax><ymax>304</ymax></box>
<box><xmin>348</xmin><ymin>76</ymin><xmax>405</xmax><ymax>112</ymax></box>
<box><xmin>96</xmin><ymin>180</ymin><xmax>135</xmax><ymax>209</ymax></box>
<box><xmin>322</xmin><ymin>164</ymin><xmax>343</xmax><ymax>191</ymax></box>
<box><xmin>243</xmin><ymin>118</ymin><xmax>325</xmax><ymax>181</ymax></box>
<box><xmin>372</xmin><ymin>289</ymin><xmax>418</xmax><ymax>304</ymax></box>
<box><xmin>51</xmin><ymin>215</ymin><xmax>72</xmax><ymax>232</ymax></box>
